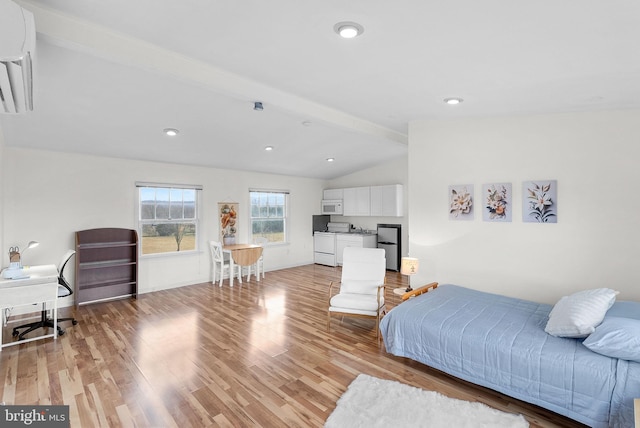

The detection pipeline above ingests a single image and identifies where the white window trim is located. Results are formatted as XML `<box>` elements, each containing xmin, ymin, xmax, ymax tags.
<box><xmin>136</xmin><ymin>182</ymin><xmax>202</xmax><ymax>257</ymax></box>
<box><xmin>249</xmin><ymin>189</ymin><xmax>290</xmax><ymax>245</ymax></box>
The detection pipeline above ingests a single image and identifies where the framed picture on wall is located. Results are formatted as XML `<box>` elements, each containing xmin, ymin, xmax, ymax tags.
<box><xmin>219</xmin><ymin>202</ymin><xmax>238</xmax><ymax>245</ymax></box>
<box><xmin>449</xmin><ymin>184</ymin><xmax>474</xmax><ymax>220</ymax></box>
<box><xmin>523</xmin><ymin>180</ymin><xmax>558</xmax><ymax>223</ymax></box>
<box><xmin>482</xmin><ymin>183</ymin><xmax>512</xmax><ymax>222</ymax></box>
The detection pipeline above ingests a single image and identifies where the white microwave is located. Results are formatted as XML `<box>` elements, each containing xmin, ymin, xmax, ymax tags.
<box><xmin>321</xmin><ymin>199</ymin><xmax>343</xmax><ymax>215</ymax></box>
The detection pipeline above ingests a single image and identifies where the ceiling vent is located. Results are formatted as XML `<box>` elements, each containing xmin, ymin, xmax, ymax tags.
<box><xmin>0</xmin><ymin>1</ymin><xmax>36</xmax><ymax>114</ymax></box>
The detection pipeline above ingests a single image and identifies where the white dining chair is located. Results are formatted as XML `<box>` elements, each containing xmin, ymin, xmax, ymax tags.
<box><xmin>253</xmin><ymin>237</ymin><xmax>268</xmax><ymax>279</ymax></box>
<box><xmin>209</xmin><ymin>241</ymin><xmax>242</xmax><ymax>287</ymax></box>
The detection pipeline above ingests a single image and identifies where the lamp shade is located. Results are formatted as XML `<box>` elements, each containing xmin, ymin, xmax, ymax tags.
<box><xmin>24</xmin><ymin>240</ymin><xmax>39</xmax><ymax>250</ymax></box>
<box><xmin>401</xmin><ymin>257</ymin><xmax>419</xmax><ymax>276</ymax></box>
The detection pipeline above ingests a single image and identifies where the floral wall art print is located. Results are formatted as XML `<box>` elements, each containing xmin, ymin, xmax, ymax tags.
<box><xmin>449</xmin><ymin>185</ymin><xmax>474</xmax><ymax>220</ymax></box>
<box><xmin>523</xmin><ymin>180</ymin><xmax>557</xmax><ymax>223</ymax></box>
<box><xmin>483</xmin><ymin>183</ymin><xmax>512</xmax><ymax>222</ymax></box>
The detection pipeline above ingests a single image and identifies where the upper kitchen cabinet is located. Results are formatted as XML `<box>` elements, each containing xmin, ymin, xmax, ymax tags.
<box><xmin>323</xmin><ymin>188</ymin><xmax>344</xmax><ymax>200</ymax></box>
<box><xmin>370</xmin><ymin>184</ymin><xmax>403</xmax><ymax>217</ymax></box>
<box><xmin>343</xmin><ymin>187</ymin><xmax>371</xmax><ymax>216</ymax></box>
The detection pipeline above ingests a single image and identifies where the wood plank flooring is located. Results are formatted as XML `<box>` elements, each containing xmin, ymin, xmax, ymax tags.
<box><xmin>1</xmin><ymin>264</ymin><xmax>587</xmax><ymax>427</ymax></box>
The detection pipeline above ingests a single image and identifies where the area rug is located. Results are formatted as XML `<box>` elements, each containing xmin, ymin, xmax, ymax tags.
<box><xmin>325</xmin><ymin>374</ymin><xmax>529</xmax><ymax>428</ymax></box>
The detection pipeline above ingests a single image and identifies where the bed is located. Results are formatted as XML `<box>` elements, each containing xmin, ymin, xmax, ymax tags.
<box><xmin>379</xmin><ymin>284</ymin><xmax>640</xmax><ymax>428</ymax></box>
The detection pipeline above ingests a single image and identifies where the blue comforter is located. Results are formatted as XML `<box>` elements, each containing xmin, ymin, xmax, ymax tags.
<box><xmin>379</xmin><ymin>284</ymin><xmax>640</xmax><ymax>428</ymax></box>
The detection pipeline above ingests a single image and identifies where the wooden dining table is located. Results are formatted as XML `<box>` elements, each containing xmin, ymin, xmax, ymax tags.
<box><xmin>222</xmin><ymin>244</ymin><xmax>263</xmax><ymax>287</ymax></box>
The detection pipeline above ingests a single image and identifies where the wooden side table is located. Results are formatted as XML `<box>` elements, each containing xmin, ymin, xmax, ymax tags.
<box><xmin>392</xmin><ymin>287</ymin><xmax>407</xmax><ymax>304</ymax></box>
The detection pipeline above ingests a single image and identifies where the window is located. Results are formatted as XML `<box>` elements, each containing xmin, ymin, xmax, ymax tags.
<box><xmin>250</xmin><ymin>190</ymin><xmax>288</xmax><ymax>244</ymax></box>
<box><xmin>137</xmin><ymin>182</ymin><xmax>201</xmax><ymax>255</ymax></box>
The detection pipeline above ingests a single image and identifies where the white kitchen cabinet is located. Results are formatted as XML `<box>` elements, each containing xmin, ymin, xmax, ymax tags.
<box><xmin>342</xmin><ymin>187</ymin><xmax>370</xmax><ymax>216</ymax></box>
<box><xmin>323</xmin><ymin>188</ymin><xmax>344</xmax><ymax>200</ymax></box>
<box><xmin>370</xmin><ymin>184</ymin><xmax>403</xmax><ymax>216</ymax></box>
<box><xmin>336</xmin><ymin>233</ymin><xmax>377</xmax><ymax>265</ymax></box>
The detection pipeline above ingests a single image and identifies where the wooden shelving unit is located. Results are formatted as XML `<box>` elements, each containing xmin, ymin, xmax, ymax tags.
<box><xmin>75</xmin><ymin>228</ymin><xmax>138</xmax><ymax>306</ymax></box>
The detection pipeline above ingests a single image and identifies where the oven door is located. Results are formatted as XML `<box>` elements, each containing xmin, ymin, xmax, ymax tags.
<box><xmin>314</xmin><ymin>232</ymin><xmax>336</xmax><ymax>266</ymax></box>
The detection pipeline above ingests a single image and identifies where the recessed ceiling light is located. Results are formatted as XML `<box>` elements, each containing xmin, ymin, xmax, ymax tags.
<box><xmin>265</xmin><ymin>146</ymin><xmax>274</xmax><ymax>151</ymax></box>
<box><xmin>444</xmin><ymin>98</ymin><xmax>464</xmax><ymax>105</ymax></box>
<box><xmin>302</xmin><ymin>121</ymin><xmax>312</xmax><ymax>127</ymax></box>
<box><xmin>163</xmin><ymin>128</ymin><xmax>179</xmax><ymax>136</ymax></box>
<box><xmin>334</xmin><ymin>22</ymin><xmax>364</xmax><ymax>39</ymax></box>
<box><xmin>326</xmin><ymin>157</ymin><xmax>335</xmax><ymax>162</ymax></box>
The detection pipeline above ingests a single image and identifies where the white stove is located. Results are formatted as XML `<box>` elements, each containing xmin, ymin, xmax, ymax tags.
<box><xmin>314</xmin><ymin>222</ymin><xmax>351</xmax><ymax>266</ymax></box>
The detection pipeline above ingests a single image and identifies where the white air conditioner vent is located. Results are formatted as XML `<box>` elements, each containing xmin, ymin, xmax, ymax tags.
<box><xmin>0</xmin><ymin>0</ymin><xmax>36</xmax><ymax>114</ymax></box>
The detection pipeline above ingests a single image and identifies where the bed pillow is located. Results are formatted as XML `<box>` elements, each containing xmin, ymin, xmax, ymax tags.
<box><xmin>606</xmin><ymin>301</ymin><xmax>640</xmax><ymax>320</ymax></box>
<box><xmin>583</xmin><ymin>317</ymin><xmax>640</xmax><ymax>362</ymax></box>
<box><xmin>544</xmin><ymin>288</ymin><xmax>618</xmax><ymax>338</ymax></box>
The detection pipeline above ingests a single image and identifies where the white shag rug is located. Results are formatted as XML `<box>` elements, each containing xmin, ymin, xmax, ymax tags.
<box><xmin>325</xmin><ymin>374</ymin><xmax>529</xmax><ymax>428</ymax></box>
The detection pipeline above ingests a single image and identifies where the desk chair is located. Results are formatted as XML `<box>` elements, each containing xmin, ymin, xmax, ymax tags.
<box><xmin>12</xmin><ymin>250</ymin><xmax>78</xmax><ymax>340</ymax></box>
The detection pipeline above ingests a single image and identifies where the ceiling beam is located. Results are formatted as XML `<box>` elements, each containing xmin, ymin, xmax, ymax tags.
<box><xmin>17</xmin><ymin>0</ymin><xmax>408</xmax><ymax>146</ymax></box>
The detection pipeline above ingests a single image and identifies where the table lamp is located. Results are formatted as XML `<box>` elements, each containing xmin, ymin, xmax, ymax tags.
<box><xmin>19</xmin><ymin>240</ymin><xmax>40</xmax><ymax>267</ymax></box>
<box><xmin>401</xmin><ymin>257</ymin><xmax>419</xmax><ymax>292</ymax></box>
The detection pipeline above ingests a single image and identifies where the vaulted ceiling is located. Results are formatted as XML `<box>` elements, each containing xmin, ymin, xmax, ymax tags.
<box><xmin>1</xmin><ymin>0</ymin><xmax>639</xmax><ymax>179</ymax></box>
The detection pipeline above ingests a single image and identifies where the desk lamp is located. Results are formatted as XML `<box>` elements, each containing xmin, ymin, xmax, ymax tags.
<box><xmin>4</xmin><ymin>241</ymin><xmax>38</xmax><ymax>279</ymax></box>
<box><xmin>19</xmin><ymin>240</ymin><xmax>39</xmax><ymax>267</ymax></box>
<box><xmin>401</xmin><ymin>257</ymin><xmax>419</xmax><ymax>292</ymax></box>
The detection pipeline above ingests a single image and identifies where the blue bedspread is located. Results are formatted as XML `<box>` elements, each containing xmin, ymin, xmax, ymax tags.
<box><xmin>379</xmin><ymin>284</ymin><xmax>640</xmax><ymax>427</ymax></box>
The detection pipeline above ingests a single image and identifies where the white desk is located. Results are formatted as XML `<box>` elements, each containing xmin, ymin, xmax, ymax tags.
<box><xmin>0</xmin><ymin>264</ymin><xmax>59</xmax><ymax>350</ymax></box>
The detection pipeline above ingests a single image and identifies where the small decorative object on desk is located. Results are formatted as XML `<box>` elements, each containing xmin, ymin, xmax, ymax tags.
<box><xmin>3</xmin><ymin>248</ymin><xmax>21</xmax><ymax>278</ymax></box>
<box><xmin>400</xmin><ymin>257</ymin><xmax>419</xmax><ymax>292</ymax></box>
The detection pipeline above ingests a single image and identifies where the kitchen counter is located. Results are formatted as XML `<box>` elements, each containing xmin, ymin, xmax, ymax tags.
<box><xmin>339</xmin><ymin>230</ymin><xmax>377</xmax><ymax>236</ymax></box>
<box><xmin>335</xmin><ymin>233</ymin><xmax>377</xmax><ymax>265</ymax></box>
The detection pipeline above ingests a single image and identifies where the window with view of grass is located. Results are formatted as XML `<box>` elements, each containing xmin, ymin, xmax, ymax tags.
<box><xmin>250</xmin><ymin>190</ymin><xmax>288</xmax><ymax>244</ymax></box>
<box><xmin>137</xmin><ymin>183</ymin><xmax>201</xmax><ymax>255</ymax></box>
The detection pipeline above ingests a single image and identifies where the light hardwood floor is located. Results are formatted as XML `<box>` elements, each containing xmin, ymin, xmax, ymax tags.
<box><xmin>1</xmin><ymin>264</ymin><xmax>587</xmax><ymax>427</ymax></box>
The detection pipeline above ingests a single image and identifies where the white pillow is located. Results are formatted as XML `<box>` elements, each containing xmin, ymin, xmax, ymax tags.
<box><xmin>545</xmin><ymin>288</ymin><xmax>618</xmax><ymax>338</ymax></box>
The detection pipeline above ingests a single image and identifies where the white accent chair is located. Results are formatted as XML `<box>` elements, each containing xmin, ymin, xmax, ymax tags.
<box><xmin>209</xmin><ymin>241</ymin><xmax>242</xmax><ymax>287</ymax></box>
<box><xmin>328</xmin><ymin>247</ymin><xmax>386</xmax><ymax>339</ymax></box>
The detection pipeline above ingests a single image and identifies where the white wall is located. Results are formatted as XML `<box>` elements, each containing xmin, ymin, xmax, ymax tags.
<box><xmin>2</xmin><ymin>148</ymin><xmax>324</xmax><ymax>306</ymax></box>
<box><xmin>327</xmin><ymin>156</ymin><xmax>409</xmax><ymax>257</ymax></box>
<box><xmin>0</xmin><ymin>131</ymin><xmax>4</xmax><ymax>258</ymax></box>
<box><xmin>408</xmin><ymin>109</ymin><xmax>640</xmax><ymax>304</ymax></box>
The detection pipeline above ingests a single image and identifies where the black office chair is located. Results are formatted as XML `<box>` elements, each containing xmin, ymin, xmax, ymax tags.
<box><xmin>12</xmin><ymin>250</ymin><xmax>78</xmax><ymax>340</ymax></box>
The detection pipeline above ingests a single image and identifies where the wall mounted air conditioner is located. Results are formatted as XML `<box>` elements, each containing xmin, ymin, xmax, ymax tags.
<box><xmin>0</xmin><ymin>0</ymin><xmax>36</xmax><ymax>114</ymax></box>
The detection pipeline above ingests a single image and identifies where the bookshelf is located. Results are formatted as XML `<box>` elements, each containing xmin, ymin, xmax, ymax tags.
<box><xmin>75</xmin><ymin>228</ymin><xmax>138</xmax><ymax>306</ymax></box>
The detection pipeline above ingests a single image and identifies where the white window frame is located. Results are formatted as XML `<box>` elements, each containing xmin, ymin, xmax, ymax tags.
<box><xmin>249</xmin><ymin>189</ymin><xmax>289</xmax><ymax>245</ymax></box>
<box><xmin>136</xmin><ymin>182</ymin><xmax>202</xmax><ymax>257</ymax></box>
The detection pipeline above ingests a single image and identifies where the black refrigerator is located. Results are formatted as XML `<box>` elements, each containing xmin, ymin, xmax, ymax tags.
<box><xmin>377</xmin><ymin>224</ymin><xmax>401</xmax><ymax>271</ymax></box>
